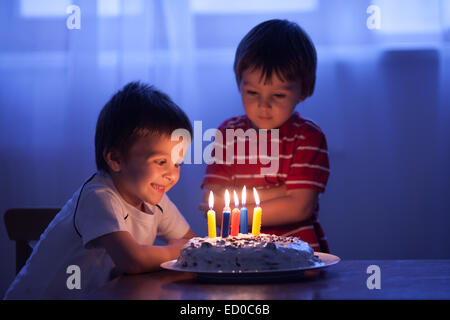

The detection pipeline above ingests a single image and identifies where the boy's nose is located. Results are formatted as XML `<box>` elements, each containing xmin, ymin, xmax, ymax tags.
<box><xmin>258</xmin><ymin>97</ymin><xmax>272</xmax><ymax>109</ymax></box>
<box><xmin>164</xmin><ymin>166</ymin><xmax>178</xmax><ymax>183</ymax></box>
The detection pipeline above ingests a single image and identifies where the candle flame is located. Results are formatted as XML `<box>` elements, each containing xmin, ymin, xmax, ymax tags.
<box><xmin>208</xmin><ymin>191</ymin><xmax>214</xmax><ymax>209</ymax></box>
<box><xmin>242</xmin><ymin>185</ymin><xmax>246</xmax><ymax>206</ymax></box>
<box><xmin>253</xmin><ymin>187</ymin><xmax>260</xmax><ymax>206</ymax></box>
<box><xmin>233</xmin><ymin>190</ymin><xmax>239</xmax><ymax>207</ymax></box>
<box><xmin>224</xmin><ymin>189</ymin><xmax>230</xmax><ymax>208</ymax></box>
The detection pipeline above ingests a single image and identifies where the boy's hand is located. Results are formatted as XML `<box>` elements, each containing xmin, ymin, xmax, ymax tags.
<box><xmin>198</xmin><ymin>202</ymin><xmax>209</xmax><ymax>212</ymax></box>
<box><xmin>200</xmin><ymin>184</ymin><xmax>287</xmax><ymax>210</ymax></box>
<box><xmin>199</xmin><ymin>183</ymin><xmax>288</xmax><ymax>228</ymax></box>
<box><xmin>201</xmin><ymin>183</ymin><xmax>319</xmax><ymax>227</ymax></box>
<box><xmin>198</xmin><ymin>202</ymin><xmax>223</xmax><ymax>228</ymax></box>
<box><xmin>200</xmin><ymin>184</ymin><xmax>227</xmax><ymax>225</ymax></box>
<box><xmin>168</xmin><ymin>229</ymin><xmax>196</xmax><ymax>245</ymax></box>
<box><xmin>90</xmin><ymin>228</ymin><xmax>195</xmax><ymax>275</ymax></box>
<box><xmin>256</xmin><ymin>184</ymin><xmax>288</xmax><ymax>202</ymax></box>
<box><xmin>167</xmin><ymin>238</ymin><xmax>189</xmax><ymax>254</ymax></box>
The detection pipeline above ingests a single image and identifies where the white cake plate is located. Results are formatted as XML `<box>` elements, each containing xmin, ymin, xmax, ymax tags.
<box><xmin>160</xmin><ymin>252</ymin><xmax>340</xmax><ymax>283</ymax></box>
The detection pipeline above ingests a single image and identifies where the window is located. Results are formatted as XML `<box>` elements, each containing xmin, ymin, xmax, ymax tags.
<box><xmin>371</xmin><ymin>0</ymin><xmax>441</xmax><ymax>34</ymax></box>
<box><xmin>97</xmin><ymin>0</ymin><xmax>143</xmax><ymax>17</ymax></box>
<box><xmin>20</xmin><ymin>0</ymin><xmax>72</xmax><ymax>17</ymax></box>
<box><xmin>190</xmin><ymin>0</ymin><xmax>318</xmax><ymax>14</ymax></box>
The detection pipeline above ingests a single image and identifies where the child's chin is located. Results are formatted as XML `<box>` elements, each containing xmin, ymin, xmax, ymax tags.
<box><xmin>146</xmin><ymin>193</ymin><xmax>165</xmax><ymax>205</ymax></box>
<box><xmin>153</xmin><ymin>196</ymin><xmax>165</xmax><ymax>205</ymax></box>
<box><xmin>253</xmin><ymin>121</ymin><xmax>276</xmax><ymax>130</ymax></box>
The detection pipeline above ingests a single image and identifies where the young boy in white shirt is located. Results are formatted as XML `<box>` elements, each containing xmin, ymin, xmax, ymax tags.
<box><xmin>4</xmin><ymin>82</ymin><xmax>195</xmax><ymax>299</ymax></box>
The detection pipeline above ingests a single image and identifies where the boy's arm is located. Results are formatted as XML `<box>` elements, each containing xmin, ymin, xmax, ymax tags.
<box><xmin>199</xmin><ymin>184</ymin><xmax>287</xmax><ymax>211</ymax></box>
<box><xmin>199</xmin><ymin>184</ymin><xmax>226</xmax><ymax>227</ymax></box>
<box><xmin>200</xmin><ymin>184</ymin><xmax>226</xmax><ymax>211</ymax></box>
<box><xmin>245</xmin><ymin>188</ymin><xmax>318</xmax><ymax>226</ymax></box>
<box><xmin>200</xmin><ymin>184</ymin><xmax>316</xmax><ymax>227</ymax></box>
<box><xmin>168</xmin><ymin>228</ymin><xmax>196</xmax><ymax>244</ymax></box>
<box><xmin>252</xmin><ymin>127</ymin><xmax>329</xmax><ymax>226</ymax></box>
<box><xmin>90</xmin><ymin>231</ymin><xmax>190</xmax><ymax>274</ymax></box>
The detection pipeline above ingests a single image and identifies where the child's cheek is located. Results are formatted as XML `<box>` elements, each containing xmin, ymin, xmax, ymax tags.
<box><xmin>122</xmin><ymin>163</ymin><xmax>139</xmax><ymax>180</ymax></box>
<box><xmin>143</xmin><ymin>164</ymin><xmax>158</xmax><ymax>180</ymax></box>
<box><xmin>128</xmin><ymin>163</ymin><xmax>154</xmax><ymax>184</ymax></box>
<box><xmin>242</xmin><ymin>97</ymin><xmax>256</xmax><ymax>113</ymax></box>
<box><xmin>174</xmin><ymin>169</ymin><xmax>181</xmax><ymax>185</ymax></box>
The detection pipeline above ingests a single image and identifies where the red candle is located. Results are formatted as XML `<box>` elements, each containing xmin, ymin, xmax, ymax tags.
<box><xmin>230</xmin><ymin>190</ymin><xmax>240</xmax><ymax>236</ymax></box>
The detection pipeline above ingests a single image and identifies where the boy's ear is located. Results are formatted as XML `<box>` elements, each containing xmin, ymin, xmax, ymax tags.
<box><xmin>104</xmin><ymin>149</ymin><xmax>122</xmax><ymax>172</ymax></box>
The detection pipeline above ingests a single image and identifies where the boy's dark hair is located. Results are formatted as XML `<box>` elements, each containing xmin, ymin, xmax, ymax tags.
<box><xmin>95</xmin><ymin>81</ymin><xmax>193</xmax><ymax>172</ymax></box>
<box><xmin>234</xmin><ymin>19</ymin><xmax>317</xmax><ymax>100</ymax></box>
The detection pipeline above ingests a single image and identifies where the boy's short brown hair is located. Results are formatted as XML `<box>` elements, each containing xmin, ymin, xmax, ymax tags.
<box><xmin>95</xmin><ymin>82</ymin><xmax>193</xmax><ymax>172</ymax></box>
<box><xmin>234</xmin><ymin>19</ymin><xmax>317</xmax><ymax>101</ymax></box>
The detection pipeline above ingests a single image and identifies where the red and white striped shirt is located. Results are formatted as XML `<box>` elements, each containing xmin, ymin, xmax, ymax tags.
<box><xmin>201</xmin><ymin>112</ymin><xmax>330</xmax><ymax>253</ymax></box>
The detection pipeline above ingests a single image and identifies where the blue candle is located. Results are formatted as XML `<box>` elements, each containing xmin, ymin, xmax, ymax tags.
<box><xmin>239</xmin><ymin>186</ymin><xmax>248</xmax><ymax>234</ymax></box>
<box><xmin>221</xmin><ymin>211</ymin><xmax>230</xmax><ymax>238</ymax></box>
<box><xmin>240</xmin><ymin>207</ymin><xmax>248</xmax><ymax>234</ymax></box>
<box><xmin>221</xmin><ymin>189</ymin><xmax>231</xmax><ymax>237</ymax></box>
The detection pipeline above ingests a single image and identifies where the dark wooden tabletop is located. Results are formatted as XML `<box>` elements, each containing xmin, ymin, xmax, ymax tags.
<box><xmin>84</xmin><ymin>260</ymin><xmax>450</xmax><ymax>300</ymax></box>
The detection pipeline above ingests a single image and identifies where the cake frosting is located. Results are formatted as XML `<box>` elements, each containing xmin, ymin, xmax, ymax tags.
<box><xmin>174</xmin><ymin>233</ymin><xmax>324</xmax><ymax>272</ymax></box>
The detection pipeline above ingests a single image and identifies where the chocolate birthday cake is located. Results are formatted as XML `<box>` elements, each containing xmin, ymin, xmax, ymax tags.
<box><xmin>174</xmin><ymin>233</ymin><xmax>324</xmax><ymax>272</ymax></box>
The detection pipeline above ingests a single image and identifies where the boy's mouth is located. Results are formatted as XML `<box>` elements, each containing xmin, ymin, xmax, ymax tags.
<box><xmin>151</xmin><ymin>183</ymin><xmax>166</xmax><ymax>193</ymax></box>
<box><xmin>258</xmin><ymin>116</ymin><xmax>272</xmax><ymax>120</ymax></box>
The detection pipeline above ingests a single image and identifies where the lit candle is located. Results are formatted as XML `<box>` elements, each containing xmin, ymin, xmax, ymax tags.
<box><xmin>230</xmin><ymin>190</ymin><xmax>240</xmax><ymax>236</ymax></box>
<box><xmin>221</xmin><ymin>189</ymin><xmax>231</xmax><ymax>238</ymax></box>
<box><xmin>239</xmin><ymin>186</ymin><xmax>248</xmax><ymax>234</ymax></box>
<box><xmin>252</xmin><ymin>188</ymin><xmax>262</xmax><ymax>236</ymax></box>
<box><xmin>207</xmin><ymin>191</ymin><xmax>216</xmax><ymax>238</ymax></box>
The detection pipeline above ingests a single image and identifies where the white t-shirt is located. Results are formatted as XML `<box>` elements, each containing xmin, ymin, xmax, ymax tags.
<box><xmin>4</xmin><ymin>171</ymin><xmax>190</xmax><ymax>300</ymax></box>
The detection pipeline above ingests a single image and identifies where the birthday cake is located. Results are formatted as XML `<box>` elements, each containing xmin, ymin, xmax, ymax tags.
<box><xmin>174</xmin><ymin>233</ymin><xmax>324</xmax><ymax>272</ymax></box>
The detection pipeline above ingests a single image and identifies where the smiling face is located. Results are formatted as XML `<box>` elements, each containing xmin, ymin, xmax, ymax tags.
<box><xmin>106</xmin><ymin>133</ymin><xmax>188</xmax><ymax>209</ymax></box>
<box><xmin>239</xmin><ymin>68</ymin><xmax>303</xmax><ymax>130</ymax></box>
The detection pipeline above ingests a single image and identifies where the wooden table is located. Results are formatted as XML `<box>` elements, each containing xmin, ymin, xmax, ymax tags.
<box><xmin>85</xmin><ymin>260</ymin><xmax>450</xmax><ymax>300</ymax></box>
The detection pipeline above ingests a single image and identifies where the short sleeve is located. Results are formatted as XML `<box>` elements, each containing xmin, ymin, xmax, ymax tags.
<box><xmin>76</xmin><ymin>189</ymin><xmax>129</xmax><ymax>248</ymax></box>
<box><xmin>285</xmin><ymin>129</ymin><xmax>330</xmax><ymax>192</ymax></box>
<box><xmin>156</xmin><ymin>194</ymin><xmax>190</xmax><ymax>240</ymax></box>
<box><xmin>201</xmin><ymin>123</ymin><xmax>233</xmax><ymax>188</ymax></box>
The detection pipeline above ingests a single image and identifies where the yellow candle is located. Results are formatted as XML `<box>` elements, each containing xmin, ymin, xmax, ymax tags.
<box><xmin>252</xmin><ymin>188</ymin><xmax>262</xmax><ymax>236</ymax></box>
<box><xmin>207</xmin><ymin>191</ymin><xmax>216</xmax><ymax>238</ymax></box>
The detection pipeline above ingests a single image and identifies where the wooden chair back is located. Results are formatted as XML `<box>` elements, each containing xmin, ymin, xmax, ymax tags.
<box><xmin>4</xmin><ymin>208</ymin><xmax>60</xmax><ymax>274</ymax></box>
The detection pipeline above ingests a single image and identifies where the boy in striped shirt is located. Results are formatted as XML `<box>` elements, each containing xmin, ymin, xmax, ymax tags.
<box><xmin>200</xmin><ymin>19</ymin><xmax>330</xmax><ymax>253</ymax></box>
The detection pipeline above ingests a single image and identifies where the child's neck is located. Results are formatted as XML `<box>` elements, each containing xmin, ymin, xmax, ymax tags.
<box><xmin>249</xmin><ymin>122</ymin><xmax>280</xmax><ymax>131</ymax></box>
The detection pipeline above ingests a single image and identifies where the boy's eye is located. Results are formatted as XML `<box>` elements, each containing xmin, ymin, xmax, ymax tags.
<box><xmin>174</xmin><ymin>162</ymin><xmax>182</xmax><ymax>168</ymax></box>
<box><xmin>155</xmin><ymin>159</ymin><xmax>167</xmax><ymax>166</ymax></box>
<box><xmin>274</xmin><ymin>94</ymin><xmax>286</xmax><ymax>98</ymax></box>
<box><xmin>246</xmin><ymin>90</ymin><xmax>257</xmax><ymax>95</ymax></box>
